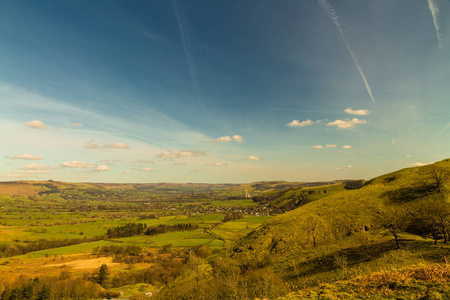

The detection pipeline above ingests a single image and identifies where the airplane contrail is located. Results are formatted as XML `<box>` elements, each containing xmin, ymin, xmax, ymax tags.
<box><xmin>317</xmin><ymin>0</ymin><xmax>375</xmax><ymax>102</ymax></box>
<box><xmin>428</xmin><ymin>0</ymin><xmax>443</xmax><ymax>49</ymax></box>
<box><xmin>172</xmin><ymin>0</ymin><xmax>200</xmax><ymax>98</ymax></box>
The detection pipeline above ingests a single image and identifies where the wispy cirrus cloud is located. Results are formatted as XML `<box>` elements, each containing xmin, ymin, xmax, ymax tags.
<box><xmin>287</xmin><ymin>119</ymin><xmax>314</xmax><ymax>127</ymax></box>
<box><xmin>342</xmin><ymin>145</ymin><xmax>352</xmax><ymax>149</ymax></box>
<box><xmin>313</xmin><ymin>145</ymin><xmax>324</xmax><ymax>149</ymax></box>
<box><xmin>1</xmin><ymin>82</ymin><xmax>210</xmax><ymax>150</ymax></box>
<box><xmin>327</xmin><ymin>118</ymin><xmax>367</xmax><ymax>129</ymax></box>
<box><xmin>6</xmin><ymin>153</ymin><xmax>43</xmax><ymax>160</ymax></box>
<box><xmin>317</xmin><ymin>0</ymin><xmax>375</xmax><ymax>102</ymax></box>
<box><xmin>427</xmin><ymin>0</ymin><xmax>442</xmax><ymax>49</ymax></box>
<box><xmin>344</xmin><ymin>107</ymin><xmax>370</xmax><ymax>116</ymax></box>
<box><xmin>326</xmin><ymin>144</ymin><xmax>337</xmax><ymax>148</ymax></box>
<box><xmin>24</xmin><ymin>120</ymin><xmax>47</xmax><ymax>129</ymax></box>
<box><xmin>67</xmin><ymin>122</ymin><xmax>84</xmax><ymax>127</ymax></box>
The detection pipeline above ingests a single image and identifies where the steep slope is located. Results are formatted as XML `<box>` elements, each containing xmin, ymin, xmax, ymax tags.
<box><xmin>232</xmin><ymin>159</ymin><xmax>450</xmax><ymax>256</ymax></box>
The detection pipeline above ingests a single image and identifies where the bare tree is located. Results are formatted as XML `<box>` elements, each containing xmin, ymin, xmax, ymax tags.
<box><xmin>304</xmin><ymin>214</ymin><xmax>326</xmax><ymax>248</ymax></box>
<box><xmin>421</xmin><ymin>164</ymin><xmax>450</xmax><ymax>193</ymax></box>
<box><xmin>412</xmin><ymin>197</ymin><xmax>450</xmax><ymax>244</ymax></box>
<box><xmin>378</xmin><ymin>206</ymin><xmax>410</xmax><ymax>249</ymax></box>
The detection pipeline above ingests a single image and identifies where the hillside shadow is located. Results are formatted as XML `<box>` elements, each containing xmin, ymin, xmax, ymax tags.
<box><xmin>380</xmin><ymin>185</ymin><xmax>433</xmax><ymax>203</ymax></box>
<box><xmin>286</xmin><ymin>238</ymin><xmax>450</xmax><ymax>282</ymax></box>
<box><xmin>286</xmin><ymin>241</ymin><xmax>395</xmax><ymax>280</ymax></box>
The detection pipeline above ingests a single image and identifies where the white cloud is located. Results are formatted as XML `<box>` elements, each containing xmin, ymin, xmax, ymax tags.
<box><xmin>85</xmin><ymin>142</ymin><xmax>130</xmax><ymax>149</ymax></box>
<box><xmin>95</xmin><ymin>165</ymin><xmax>110</xmax><ymax>171</ymax></box>
<box><xmin>206</xmin><ymin>162</ymin><xmax>228</xmax><ymax>167</ymax></box>
<box><xmin>156</xmin><ymin>150</ymin><xmax>206</xmax><ymax>160</ymax></box>
<box><xmin>24</xmin><ymin>120</ymin><xmax>47</xmax><ymax>129</ymax></box>
<box><xmin>326</xmin><ymin>144</ymin><xmax>337</xmax><ymax>148</ymax></box>
<box><xmin>156</xmin><ymin>151</ymin><xmax>180</xmax><ymax>160</ymax></box>
<box><xmin>327</xmin><ymin>118</ymin><xmax>367</xmax><ymax>129</ymax></box>
<box><xmin>248</xmin><ymin>155</ymin><xmax>262</xmax><ymax>161</ymax></box>
<box><xmin>233</xmin><ymin>135</ymin><xmax>244</xmax><ymax>143</ymax></box>
<box><xmin>17</xmin><ymin>170</ymin><xmax>51</xmax><ymax>173</ymax></box>
<box><xmin>287</xmin><ymin>119</ymin><xmax>314</xmax><ymax>127</ymax></box>
<box><xmin>61</xmin><ymin>161</ymin><xmax>97</xmax><ymax>168</ymax></box>
<box><xmin>133</xmin><ymin>167</ymin><xmax>155</xmax><ymax>171</ymax></box>
<box><xmin>342</xmin><ymin>145</ymin><xmax>352</xmax><ymax>149</ymax></box>
<box><xmin>414</xmin><ymin>161</ymin><xmax>435</xmax><ymax>167</ymax></box>
<box><xmin>20</xmin><ymin>164</ymin><xmax>52</xmax><ymax>170</ymax></box>
<box><xmin>344</xmin><ymin>107</ymin><xmax>370</xmax><ymax>116</ymax></box>
<box><xmin>178</xmin><ymin>150</ymin><xmax>206</xmax><ymax>157</ymax></box>
<box><xmin>210</xmin><ymin>136</ymin><xmax>232</xmax><ymax>143</ymax></box>
<box><xmin>134</xmin><ymin>160</ymin><xmax>154</xmax><ymax>164</ymax></box>
<box><xmin>104</xmin><ymin>142</ymin><xmax>129</xmax><ymax>149</ymax></box>
<box><xmin>67</xmin><ymin>122</ymin><xmax>84</xmax><ymax>127</ymax></box>
<box><xmin>335</xmin><ymin>164</ymin><xmax>354</xmax><ymax>170</ymax></box>
<box><xmin>313</xmin><ymin>145</ymin><xmax>323</xmax><ymax>149</ymax></box>
<box><xmin>85</xmin><ymin>142</ymin><xmax>101</xmax><ymax>149</ymax></box>
<box><xmin>406</xmin><ymin>155</ymin><xmax>412</xmax><ymax>158</ymax></box>
<box><xmin>208</xmin><ymin>135</ymin><xmax>244</xmax><ymax>143</ymax></box>
<box><xmin>124</xmin><ymin>170</ymin><xmax>132</xmax><ymax>174</ymax></box>
<box><xmin>6</xmin><ymin>153</ymin><xmax>43</xmax><ymax>160</ymax></box>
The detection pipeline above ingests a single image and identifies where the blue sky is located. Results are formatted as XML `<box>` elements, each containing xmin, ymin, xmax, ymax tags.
<box><xmin>1</xmin><ymin>0</ymin><xmax>449</xmax><ymax>183</ymax></box>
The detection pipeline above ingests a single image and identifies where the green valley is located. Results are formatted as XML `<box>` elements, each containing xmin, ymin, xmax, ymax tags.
<box><xmin>0</xmin><ymin>160</ymin><xmax>449</xmax><ymax>299</ymax></box>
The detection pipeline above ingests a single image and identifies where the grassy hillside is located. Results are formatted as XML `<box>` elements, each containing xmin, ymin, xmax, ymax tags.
<box><xmin>251</xmin><ymin>183</ymin><xmax>348</xmax><ymax>213</ymax></box>
<box><xmin>233</xmin><ymin>159</ymin><xmax>450</xmax><ymax>256</ymax></box>
<box><xmin>153</xmin><ymin>159</ymin><xmax>450</xmax><ymax>299</ymax></box>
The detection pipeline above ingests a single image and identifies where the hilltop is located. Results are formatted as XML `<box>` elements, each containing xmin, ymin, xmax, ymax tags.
<box><xmin>233</xmin><ymin>159</ymin><xmax>450</xmax><ymax>256</ymax></box>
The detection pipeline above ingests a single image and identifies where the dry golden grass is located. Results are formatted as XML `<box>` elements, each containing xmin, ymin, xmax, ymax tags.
<box><xmin>0</xmin><ymin>182</ymin><xmax>41</xmax><ymax>196</ymax></box>
<box><xmin>0</xmin><ymin>253</ymin><xmax>138</xmax><ymax>282</ymax></box>
<box><xmin>44</xmin><ymin>256</ymin><xmax>118</xmax><ymax>270</ymax></box>
<box><xmin>356</xmin><ymin>258</ymin><xmax>450</xmax><ymax>283</ymax></box>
